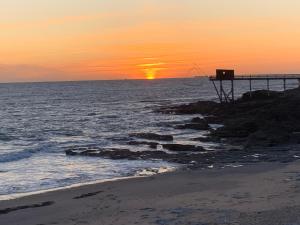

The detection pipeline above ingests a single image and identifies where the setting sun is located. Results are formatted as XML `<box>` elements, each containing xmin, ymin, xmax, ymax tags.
<box><xmin>139</xmin><ymin>62</ymin><xmax>166</xmax><ymax>80</ymax></box>
<box><xmin>3</xmin><ymin>1</ymin><xmax>300</xmax><ymax>82</ymax></box>
<box><xmin>145</xmin><ymin>68</ymin><xmax>156</xmax><ymax>80</ymax></box>
<box><xmin>3</xmin><ymin>1</ymin><xmax>300</xmax><ymax>225</ymax></box>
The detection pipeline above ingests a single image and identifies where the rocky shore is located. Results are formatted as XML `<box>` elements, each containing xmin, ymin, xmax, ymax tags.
<box><xmin>4</xmin><ymin>88</ymin><xmax>300</xmax><ymax>225</ymax></box>
<box><xmin>66</xmin><ymin>87</ymin><xmax>300</xmax><ymax>169</ymax></box>
<box><xmin>160</xmin><ymin>88</ymin><xmax>300</xmax><ymax>148</ymax></box>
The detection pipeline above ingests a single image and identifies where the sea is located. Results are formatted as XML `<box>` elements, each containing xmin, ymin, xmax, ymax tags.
<box><xmin>0</xmin><ymin>77</ymin><xmax>298</xmax><ymax>199</ymax></box>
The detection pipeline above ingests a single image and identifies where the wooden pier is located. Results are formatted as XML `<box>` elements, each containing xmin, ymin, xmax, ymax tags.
<box><xmin>209</xmin><ymin>70</ymin><xmax>300</xmax><ymax>103</ymax></box>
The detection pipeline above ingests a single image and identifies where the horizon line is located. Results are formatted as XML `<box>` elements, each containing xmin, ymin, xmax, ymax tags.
<box><xmin>0</xmin><ymin>76</ymin><xmax>205</xmax><ymax>85</ymax></box>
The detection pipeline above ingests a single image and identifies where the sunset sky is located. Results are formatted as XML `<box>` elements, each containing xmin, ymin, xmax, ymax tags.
<box><xmin>1</xmin><ymin>0</ymin><xmax>300</xmax><ymax>82</ymax></box>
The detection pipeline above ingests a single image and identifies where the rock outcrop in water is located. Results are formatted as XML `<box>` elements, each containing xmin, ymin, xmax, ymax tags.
<box><xmin>65</xmin><ymin>88</ymin><xmax>300</xmax><ymax>168</ymax></box>
<box><xmin>162</xmin><ymin>144</ymin><xmax>206</xmax><ymax>152</ymax></box>
<box><xmin>127</xmin><ymin>141</ymin><xmax>159</xmax><ymax>149</ymax></box>
<box><xmin>129</xmin><ymin>133</ymin><xmax>173</xmax><ymax>141</ymax></box>
<box><xmin>160</xmin><ymin>88</ymin><xmax>300</xmax><ymax>148</ymax></box>
<box><xmin>65</xmin><ymin>148</ymin><xmax>170</xmax><ymax>160</ymax></box>
<box><xmin>65</xmin><ymin>145</ymin><xmax>300</xmax><ymax>169</ymax></box>
<box><xmin>175</xmin><ymin>117</ymin><xmax>210</xmax><ymax>130</ymax></box>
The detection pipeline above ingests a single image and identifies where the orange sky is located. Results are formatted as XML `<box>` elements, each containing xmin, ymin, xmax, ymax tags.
<box><xmin>1</xmin><ymin>0</ymin><xmax>300</xmax><ymax>82</ymax></box>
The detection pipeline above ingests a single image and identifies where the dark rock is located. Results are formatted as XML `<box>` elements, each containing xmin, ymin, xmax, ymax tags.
<box><xmin>66</xmin><ymin>148</ymin><xmax>170</xmax><ymax>160</ymax></box>
<box><xmin>191</xmin><ymin>136</ymin><xmax>220</xmax><ymax>142</ymax></box>
<box><xmin>246</xmin><ymin>128</ymin><xmax>290</xmax><ymax>147</ymax></box>
<box><xmin>157</xmin><ymin>87</ymin><xmax>300</xmax><ymax>148</ymax></box>
<box><xmin>65</xmin><ymin>144</ymin><xmax>300</xmax><ymax>169</ymax></box>
<box><xmin>290</xmin><ymin>132</ymin><xmax>300</xmax><ymax>144</ymax></box>
<box><xmin>191</xmin><ymin>117</ymin><xmax>204</xmax><ymax>123</ymax></box>
<box><xmin>176</xmin><ymin>123</ymin><xmax>209</xmax><ymax>130</ymax></box>
<box><xmin>157</xmin><ymin>101</ymin><xmax>220</xmax><ymax>115</ymax></box>
<box><xmin>129</xmin><ymin>133</ymin><xmax>173</xmax><ymax>141</ymax></box>
<box><xmin>64</xmin><ymin>88</ymin><xmax>300</xmax><ymax>169</ymax></box>
<box><xmin>66</xmin><ymin>148</ymin><xmax>133</xmax><ymax>159</ymax></box>
<box><xmin>65</xmin><ymin>149</ymin><xmax>78</xmax><ymax>156</ymax></box>
<box><xmin>176</xmin><ymin>117</ymin><xmax>209</xmax><ymax>130</ymax></box>
<box><xmin>240</xmin><ymin>90</ymin><xmax>281</xmax><ymax>101</ymax></box>
<box><xmin>212</xmin><ymin>119</ymin><xmax>258</xmax><ymax>138</ymax></box>
<box><xmin>204</xmin><ymin>116</ymin><xmax>223</xmax><ymax>124</ymax></box>
<box><xmin>162</xmin><ymin>144</ymin><xmax>206</xmax><ymax>152</ymax></box>
<box><xmin>127</xmin><ymin>141</ymin><xmax>159</xmax><ymax>149</ymax></box>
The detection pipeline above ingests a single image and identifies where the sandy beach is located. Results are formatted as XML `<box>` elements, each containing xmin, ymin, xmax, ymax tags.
<box><xmin>1</xmin><ymin>160</ymin><xmax>300</xmax><ymax>225</ymax></box>
<box><xmin>3</xmin><ymin>0</ymin><xmax>300</xmax><ymax>224</ymax></box>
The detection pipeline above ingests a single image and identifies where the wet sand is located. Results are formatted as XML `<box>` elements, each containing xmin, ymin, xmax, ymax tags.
<box><xmin>1</xmin><ymin>161</ymin><xmax>300</xmax><ymax>225</ymax></box>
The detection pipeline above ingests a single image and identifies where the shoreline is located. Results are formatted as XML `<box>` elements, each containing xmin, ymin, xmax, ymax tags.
<box><xmin>2</xmin><ymin>160</ymin><xmax>300</xmax><ymax>225</ymax></box>
<box><xmin>0</xmin><ymin>165</ymin><xmax>180</xmax><ymax>201</ymax></box>
<box><xmin>0</xmin><ymin>175</ymin><xmax>140</xmax><ymax>201</ymax></box>
<box><xmin>2</xmin><ymin>87</ymin><xmax>300</xmax><ymax>224</ymax></box>
<box><xmin>0</xmin><ymin>162</ymin><xmax>250</xmax><ymax>202</ymax></box>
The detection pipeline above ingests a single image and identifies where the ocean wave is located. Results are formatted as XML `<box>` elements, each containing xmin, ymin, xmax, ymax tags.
<box><xmin>0</xmin><ymin>143</ymin><xmax>55</xmax><ymax>163</ymax></box>
<box><xmin>0</xmin><ymin>148</ymin><xmax>41</xmax><ymax>163</ymax></box>
<box><xmin>0</xmin><ymin>133</ymin><xmax>16</xmax><ymax>142</ymax></box>
<box><xmin>44</xmin><ymin>129</ymin><xmax>84</xmax><ymax>137</ymax></box>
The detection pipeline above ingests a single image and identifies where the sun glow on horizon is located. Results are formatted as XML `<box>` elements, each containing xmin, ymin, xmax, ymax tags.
<box><xmin>143</xmin><ymin>67</ymin><xmax>167</xmax><ymax>80</ymax></box>
<box><xmin>145</xmin><ymin>68</ymin><xmax>156</xmax><ymax>80</ymax></box>
<box><xmin>2</xmin><ymin>1</ymin><xmax>300</xmax><ymax>82</ymax></box>
<box><xmin>138</xmin><ymin>61</ymin><xmax>166</xmax><ymax>80</ymax></box>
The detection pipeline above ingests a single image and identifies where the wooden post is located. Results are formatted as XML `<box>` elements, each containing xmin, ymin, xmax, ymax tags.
<box><xmin>211</xmin><ymin>79</ymin><xmax>221</xmax><ymax>102</ymax></box>
<box><xmin>220</xmin><ymin>79</ymin><xmax>223</xmax><ymax>103</ymax></box>
<box><xmin>231</xmin><ymin>79</ymin><xmax>234</xmax><ymax>103</ymax></box>
<box><xmin>249</xmin><ymin>76</ymin><xmax>252</xmax><ymax>97</ymax></box>
<box><xmin>283</xmin><ymin>78</ymin><xmax>286</xmax><ymax>91</ymax></box>
<box><xmin>267</xmin><ymin>77</ymin><xmax>270</xmax><ymax>96</ymax></box>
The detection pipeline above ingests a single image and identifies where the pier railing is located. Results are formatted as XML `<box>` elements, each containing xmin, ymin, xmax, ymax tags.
<box><xmin>208</xmin><ymin>74</ymin><xmax>300</xmax><ymax>103</ymax></box>
<box><xmin>209</xmin><ymin>74</ymin><xmax>300</xmax><ymax>81</ymax></box>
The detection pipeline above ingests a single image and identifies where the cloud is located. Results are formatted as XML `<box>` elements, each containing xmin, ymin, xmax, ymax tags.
<box><xmin>137</xmin><ymin>62</ymin><xmax>166</xmax><ymax>67</ymax></box>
